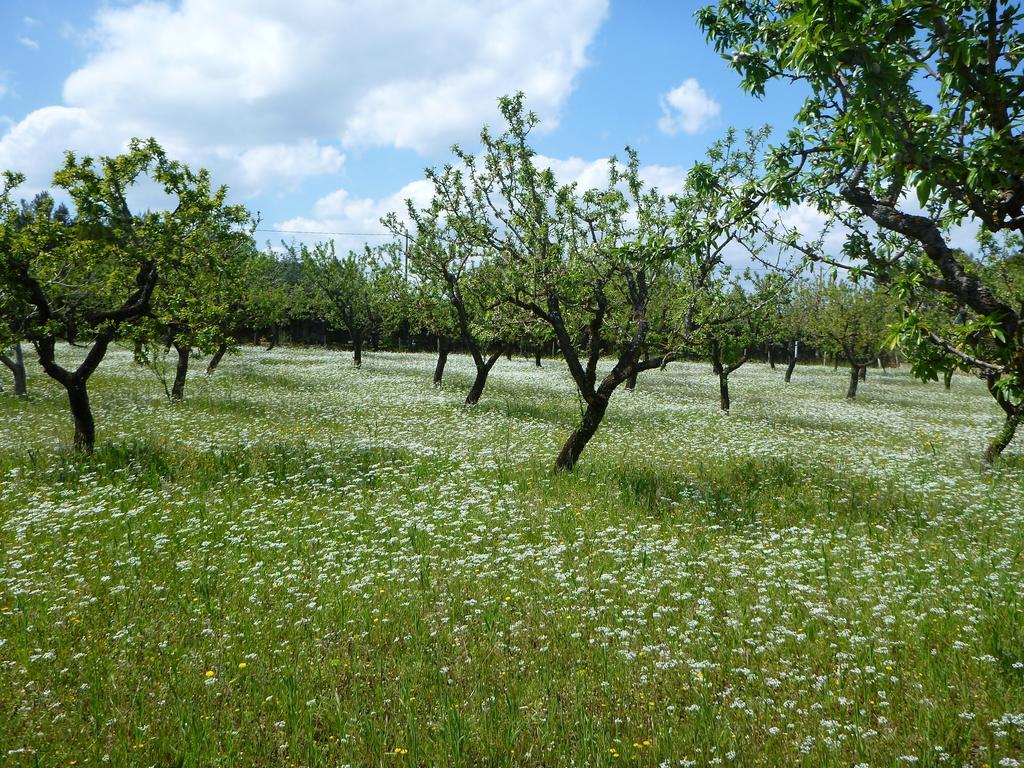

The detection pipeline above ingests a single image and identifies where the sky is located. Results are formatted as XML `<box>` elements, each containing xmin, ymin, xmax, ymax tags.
<box><xmin>0</xmin><ymin>0</ymin><xmax>814</xmax><ymax>255</ymax></box>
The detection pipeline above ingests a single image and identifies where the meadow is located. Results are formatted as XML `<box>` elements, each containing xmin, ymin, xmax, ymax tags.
<box><xmin>1</xmin><ymin>345</ymin><xmax>1023</xmax><ymax>767</ymax></box>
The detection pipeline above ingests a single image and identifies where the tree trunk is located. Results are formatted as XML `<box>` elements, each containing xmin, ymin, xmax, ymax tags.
<box><xmin>465</xmin><ymin>350</ymin><xmax>503</xmax><ymax>405</ymax></box>
<box><xmin>554</xmin><ymin>398</ymin><xmax>609</xmax><ymax>472</ymax></box>
<box><xmin>943</xmin><ymin>368</ymin><xmax>953</xmax><ymax>390</ymax></box>
<box><xmin>353</xmin><ymin>332</ymin><xmax>363</xmax><ymax>367</ymax></box>
<box><xmin>767</xmin><ymin>345</ymin><xmax>775</xmax><ymax>370</ymax></box>
<box><xmin>846</xmin><ymin>363</ymin><xmax>862</xmax><ymax>399</ymax></box>
<box><xmin>171</xmin><ymin>342</ymin><xmax>190</xmax><ymax>401</ymax></box>
<box><xmin>534</xmin><ymin>347</ymin><xmax>542</xmax><ymax>367</ymax></box>
<box><xmin>465</xmin><ymin>366</ymin><xmax>490</xmax><ymax>405</ymax></box>
<box><xmin>505</xmin><ymin>348</ymin><xmax>512</xmax><ymax>362</ymax></box>
<box><xmin>625</xmin><ymin>344</ymin><xmax>647</xmax><ymax>391</ymax></box>
<box><xmin>266</xmin><ymin>328</ymin><xmax>278</xmax><ymax>351</ymax></box>
<box><xmin>625</xmin><ymin>368</ymin><xmax>638</xmax><ymax>391</ymax></box>
<box><xmin>465</xmin><ymin>368</ymin><xmax>488</xmax><ymax>405</ymax></box>
<box><xmin>859</xmin><ymin>365</ymin><xmax>867</xmax><ymax>382</ymax></box>
<box><xmin>985</xmin><ymin>410</ymin><xmax>1021</xmax><ymax>464</ymax></box>
<box><xmin>719</xmin><ymin>371</ymin><xmax>731</xmax><ymax>412</ymax></box>
<box><xmin>206</xmin><ymin>342</ymin><xmax>227</xmax><ymax>375</ymax></box>
<box><xmin>784</xmin><ymin>341</ymin><xmax>798</xmax><ymax>383</ymax></box>
<box><xmin>433</xmin><ymin>336</ymin><xmax>449</xmax><ymax>386</ymax></box>
<box><xmin>1</xmin><ymin>343</ymin><xmax>27</xmax><ymax>396</ymax></box>
<box><xmin>67</xmin><ymin>379</ymin><xmax>96</xmax><ymax>452</ymax></box>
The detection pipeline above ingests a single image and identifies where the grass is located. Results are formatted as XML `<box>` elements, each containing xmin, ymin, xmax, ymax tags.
<box><xmin>1</xmin><ymin>345</ymin><xmax>1023</xmax><ymax>767</ymax></box>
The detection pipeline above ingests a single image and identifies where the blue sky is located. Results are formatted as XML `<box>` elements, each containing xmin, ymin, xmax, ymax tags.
<box><xmin>0</xmin><ymin>1</ymin><xmax>809</xmax><ymax>251</ymax></box>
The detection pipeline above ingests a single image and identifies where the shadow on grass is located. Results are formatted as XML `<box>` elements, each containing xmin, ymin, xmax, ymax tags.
<box><xmin>541</xmin><ymin>454</ymin><xmax>931</xmax><ymax>531</ymax></box>
<box><xmin>5</xmin><ymin>440</ymin><xmax>415</xmax><ymax>491</ymax></box>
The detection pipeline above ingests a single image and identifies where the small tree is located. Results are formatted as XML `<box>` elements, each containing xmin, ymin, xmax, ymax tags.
<box><xmin>0</xmin><ymin>139</ymin><xmax>239</xmax><ymax>451</ymax></box>
<box><xmin>699</xmin><ymin>277</ymin><xmax>779</xmax><ymax>412</ymax></box>
<box><xmin>404</xmin><ymin>279</ymin><xmax>459</xmax><ymax>386</ymax></box>
<box><xmin>427</xmin><ymin>94</ymin><xmax>687</xmax><ymax>469</ymax></box>
<box><xmin>386</xmin><ymin>199</ymin><xmax>513</xmax><ymax>405</ymax></box>
<box><xmin>134</xmin><ymin>214</ymin><xmax>255</xmax><ymax>400</ymax></box>
<box><xmin>799</xmin><ymin>276</ymin><xmax>896</xmax><ymax>398</ymax></box>
<box><xmin>0</xmin><ymin>179</ymin><xmax>33</xmax><ymax>396</ymax></box>
<box><xmin>299</xmin><ymin>241</ymin><xmax>400</xmax><ymax>367</ymax></box>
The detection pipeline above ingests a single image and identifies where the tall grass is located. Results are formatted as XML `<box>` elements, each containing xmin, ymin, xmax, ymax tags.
<box><xmin>0</xmin><ymin>346</ymin><xmax>1022</xmax><ymax>766</ymax></box>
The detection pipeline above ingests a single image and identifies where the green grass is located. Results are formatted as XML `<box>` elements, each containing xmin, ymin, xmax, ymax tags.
<box><xmin>1</xmin><ymin>346</ymin><xmax>1023</xmax><ymax>766</ymax></box>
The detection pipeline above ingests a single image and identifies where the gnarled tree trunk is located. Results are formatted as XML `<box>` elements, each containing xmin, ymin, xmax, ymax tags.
<box><xmin>171</xmin><ymin>342</ymin><xmax>190</xmax><ymax>401</ymax></box>
<box><xmin>986</xmin><ymin>411</ymin><xmax>1021</xmax><ymax>464</ymax></box>
<box><xmin>555</xmin><ymin>397</ymin><xmax>609</xmax><ymax>472</ymax></box>
<box><xmin>465</xmin><ymin>349</ymin><xmax>503</xmax><ymax>405</ymax></box>
<box><xmin>1</xmin><ymin>343</ymin><xmax>27</xmax><ymax>396</ymax></box>
<box><xmin>534</xmin><ymin>347</ymin><xmax>542</xmax><ymax>367</ymax></box>
<box><xmin>984</xmin><ymin>376</ymin><xmax>1021</xmax><ymax>463</ymax></box>
<box><xmin>206</xmin><ymin>342</ymin><xmax>227</xmax><ymax>375</ymax></box>
<box><xmin>718</xmin><ymin>371</ymin><xmax>731</xmax><ymax>412</ymax></box>
<box><xmin>67</xmin><ymin>379</ymin><xmax>95</xmax><ymax>451</ymax></box>
<box><xmin>784</xmin><ymin>341</ymin><xmax>798</xmax><ymax>383</ymax></box>
<box><xmin>352</xmin><ymin>331</ymin><xmax>363</xmax><ymax>367</ymax></box>
<box><xmin>433</xmin><ymin>336</ymin><xmax>449</xmax><ymax>386</ymax></box>
<box><xmin>846</xmin><ymin>363</ymin><xmax>864</xmax><ymax>399</ymax></box>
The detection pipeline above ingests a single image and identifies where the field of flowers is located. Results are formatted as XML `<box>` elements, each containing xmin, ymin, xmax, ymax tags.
<box><xmin>1</xmin><ymin>345</ymin><xmax>1023</xmax><ymax>767</ymax></box>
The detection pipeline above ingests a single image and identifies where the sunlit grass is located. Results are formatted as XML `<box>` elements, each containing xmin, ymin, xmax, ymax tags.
<box><xmin>1</xmin><ymin>345</ymin><xmax>1022</xmax><ymax>766</ymax></box>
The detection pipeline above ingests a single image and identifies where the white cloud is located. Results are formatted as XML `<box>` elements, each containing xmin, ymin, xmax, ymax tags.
<box><xmin>535</xmin><ymin>155</ymin><xmax>688</xmax><ymax>197</ymax></box>
<box><xmin>17</xmin><ymin>36</ymin><xmax>39</xmax><ymax>50</ymax></box>
<box><xmin>272</xmin><ymin>178</ymin><xmax>435</xmax><ymax>254</ymax></box>
<box><xmin>0</xmin><ymin>0</ymin><xmax>607</xmax><ymax>196</ymax></box>
<box><xmin>237</xmin><ymin>141</ymin><xmax>344</xmax><ymax>195</ymax></box>
<box><xmin>658</xmin><ymin>78</ymin><xmax>720</xmax><ymax>136</ymax></box>
<box><xmin>0</xmin><ymin>107</ymin><xmax>111</xmax><ymax>185</ymax></box>
<box><xmin>280</xmin><ymin>152</ymin><xmax>691</xmax><ymax>261</ymax></box>
<box><xmin>534</xmin><ymin>155</ymin><xmax>612</xmax><ymax>191</ymax></box>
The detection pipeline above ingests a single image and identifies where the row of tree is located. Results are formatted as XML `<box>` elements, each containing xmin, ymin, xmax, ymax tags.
<box><xmin>2</xmin><ymin>0</ymin><xmax>1022</xmax><ymax>469</ymax></box>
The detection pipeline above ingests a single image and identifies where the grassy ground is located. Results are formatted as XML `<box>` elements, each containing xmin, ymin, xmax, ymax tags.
<box><xmin>1</xmin><ymin>345</ymin><xmax>1023</xmax><ymax>767</ymax></box>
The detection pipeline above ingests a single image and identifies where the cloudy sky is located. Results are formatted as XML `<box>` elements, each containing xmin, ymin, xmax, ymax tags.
<box><xmin>0</xmin><ymin>0</ymin><xmax>809</xmax><ymax>253</ymax></box>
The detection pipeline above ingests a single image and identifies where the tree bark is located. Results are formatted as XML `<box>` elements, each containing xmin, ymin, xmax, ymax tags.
<box><xmin>625</xmin><ymin>345</ymin><xmax>645</xmax><ymax>391</ymax></box>
<box><xmin>985</xmin><ymin>411</ymin><xmax>1021</xmax><ymax>463</ymax></box>
<box><xmin>784</xmin><ymin>340</ymin><xmax>798</xmax><ymax>383</ymax></box>
<box><xmin>67</xmin><ymin>379</ymin><xmax>95</xmax><ymax>452</ymax></box>
<box><xmin>1</xmin><ymin>343</ymin><xmax>27</xmax><ymax>396</ymax></box>
<box><xmin>625</xmin><ymin>368</ymin><xmax>638</xmax><ymax>391</ymax></box>
<box><xmin>171</xmin><ymin>342</ymin><xmax>190</xmax><ymax>401</ymax></box>
<box><xmin>847</xmin><ymin>363</ymin><xmax>863</xmax><ymax>399</ymax></box>
<box><xmin>534</xmin><ymin>347</ymin><xmax>542</xmax><ymax>367</ymax></box>
<box><xmin>353</xmin><ymin>332</ymin><xmax>363</xmax><ymax>367</ymax></box>
<box><xmin>433</xmin><ymin>336</ymin><xmax>449</xmax><ymax>386</ymax></box>
<box><xmin>464</xmin><ymin>350</ymin><xmax>503</xmax><ymax>405</ymax></box>
<box><xmin>719</xmin><ymin>371</ymin><xmax>731</xmax><ymax>412</ymax></box>
<box><xmin>206</xmin><ymin>342</ymin><xmax>227</xmax><ymax>375</ymax></box>
<box><xmin>943</xmin><ymin>368</ymin><xmax>953</xmax><ymax>390</ymax></box>
<box><xmin>859</xmin><ymin>365</ymin><xmax>867</xmax><ymax>382</ymax></box>
<box><xmin>767</xmin><ymin>345</ymin><xmax>775</xmax><ymax>370</ymax></box>
<box><xmin>555</xmin><ymin>398</ymin><xmax>609</xmax><ymax>472</ymax></box>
